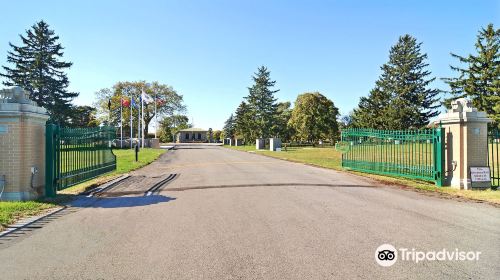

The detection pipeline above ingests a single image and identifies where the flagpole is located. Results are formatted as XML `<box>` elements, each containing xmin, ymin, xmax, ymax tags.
<box><xmin>154</xmin><ymin>90</ymin><xmax>157</xmax><ymax>139</ymax></box>
<box><xmin>138</xmin><ymin>91</ymin><xmax>141</xmax><ymax>149</ymax></box>
<box><xmin>120</xmin><ymin>96</ymin><xmax>123</xmax><ymax>148</ymax></box>
<box><xmin>141</xmin><ymin>89</ymin><xmax>145</xmax><ymax>149</ymax></box>
<box><xmin>130</xmin><ymin>91</ymin><xmax>133</xmax><ymax>149</ymax></box>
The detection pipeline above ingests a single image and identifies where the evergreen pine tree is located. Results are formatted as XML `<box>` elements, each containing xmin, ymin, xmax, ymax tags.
<box><xmin>234</xmin><ymin>101</ymin><xmax>254</xmax><ymax>143</ymax></box>
<box><xmin>352</xmin><ymin>87</ymin><xmax>391</xmax><ymax>129</ymax></box>
<box><xmin>1</xmin><ymin>20</ymin><xmax>78</xmax><ymax>124</ymax></box>
<box><xmin>443</xmin><ymin>24</ymin><xmax>500</xmax><ymax>125</ymax></box>
<box><xmin>353</xmin><ymin>35</ymin><xmax>441</xmax><ymax>129</ymax></box>
<box><xmin>223</xmin><ymin>114</ymin><xmax>236</xmax><ymax>139</ymax></box>
<box><xmin>245</xmin><ymin>66</ymin><xmax>279</xmax><ymax>138</ymax></box>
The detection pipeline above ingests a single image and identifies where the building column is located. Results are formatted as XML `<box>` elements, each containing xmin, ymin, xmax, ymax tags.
<box><xmin>0</xmin><ymin>87</ymin><xmax>50</xmax><ymax>201</ymax></box>
<box><xmin>436</xmin><ymin>98</ymin><xmax>492</xmax><ymax>190</ymax></box>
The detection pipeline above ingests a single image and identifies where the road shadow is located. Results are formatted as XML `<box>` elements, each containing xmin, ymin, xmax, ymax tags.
<box><xmin>69</xmin><ymin>195</ymin><xmax>176</xmax><ymax>209</ymax></box>
<box><xmin>166</xmin><ymin>183</ymin><xmax>374</xmax><ymax>191</ymax></box>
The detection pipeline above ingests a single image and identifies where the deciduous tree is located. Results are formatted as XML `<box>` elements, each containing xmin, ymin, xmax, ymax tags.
<box><xmin>288</xmin><ymin>92</ymin><xmax>339</xmax><ymax>144</ymax></box>
<box><xmin>94</xmin><ymin>81</ymin><xmax>185</xmax><ymax>137</ymax></box>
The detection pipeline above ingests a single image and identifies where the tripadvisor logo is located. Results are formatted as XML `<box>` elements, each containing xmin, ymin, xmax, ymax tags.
<box><xmin>375</xmin><ymin>244</ymin><xmax>481</xmax><ymax>267</ymax></box>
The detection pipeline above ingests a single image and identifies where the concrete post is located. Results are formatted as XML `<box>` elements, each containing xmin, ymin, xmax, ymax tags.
<box><xmin>0</xmin><ymin>87</ymin><xmax>49</xmax><ymax>200</ymax></box>
<box><xmin>435</xmin><ymin>98</ymin><xmax>492</xmax><ymax>190</ymax></box>
<box><xmin>150</xmin><ymin>138</ymin><xmax>160</xmax><ymax>149</ymax></box>
<box><xmin>269</xmin><ymin>138</ymin><xmax>282</xmax><ymax>151</ymax></box>
<box><xmin>256</xmin><ymin>138</ymin><xmax>264</xmax><ymax>150</ymax></box>
<box><xmin>235</xmin><ymin>139</ymin><xmax>243</xmax><ymax>146</ymax></box>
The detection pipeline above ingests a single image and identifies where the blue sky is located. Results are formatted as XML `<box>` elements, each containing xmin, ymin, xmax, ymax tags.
<box><xmin>1</xmin><ymin>0</ymin><xmax>499</xmax><ymax>129</ymax></box>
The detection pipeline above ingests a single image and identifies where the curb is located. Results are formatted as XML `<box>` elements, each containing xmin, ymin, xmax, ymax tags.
<box><xmin>0</xmin><ymin>206</ymin><xmax>66</xmax><ymax>238</ymax></box>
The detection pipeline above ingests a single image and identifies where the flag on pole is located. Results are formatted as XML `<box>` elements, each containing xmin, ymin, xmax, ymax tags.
<box><xmin>122</xmin><ymin>98</ymin><xmax>130</xmax><ymax>107</ymax></box>
<box><xmin>131</xmin><ymin>97</ymin><xmax>138</xmax><ymax>108</ymax></box>
<box><xmin>141</xmin><ymin>90</ymin><xmax>154</xmax><ymax>104</ymax></box>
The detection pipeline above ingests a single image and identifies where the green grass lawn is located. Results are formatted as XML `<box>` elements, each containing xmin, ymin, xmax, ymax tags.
<box><xmin>226</xmin><ymin>145</ymin><xmax>500</xmax><ymax>205</ymax></box>
<box><xmin>0</xmin><ymin>201</ymin><xmax>56</xmax><ymax>231</ymax></box>
<box><xmin>0</xmin><ymin>148</ymin><xmax>166</xmax><ymax>231</ymax></box>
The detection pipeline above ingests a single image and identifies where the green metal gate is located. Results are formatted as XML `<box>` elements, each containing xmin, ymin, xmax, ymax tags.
<box><xmin>45</xmin><ymin>124</ymin><xmax>117</xmax><ymax>197</ymax></box>
<box><xmin>339</xmin><ymin>128</ymin><xmax>444</xmax><ymax>186</ymax></box>
<box><xmin>487</xmin><ymin>128</ymin><xmax>499</xmax><ymax>188</ymax></box>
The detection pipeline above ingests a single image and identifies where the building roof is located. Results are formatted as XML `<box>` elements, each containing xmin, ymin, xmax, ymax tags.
<box><xmin>177</xmin><ymin>128</ymin><xmax>208</xmax><ymax>132</ymax></box>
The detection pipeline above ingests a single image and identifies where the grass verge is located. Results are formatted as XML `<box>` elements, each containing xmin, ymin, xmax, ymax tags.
<box><xmin>0</xmin><ymin>201</ymin><xmax>57</xmax><ymax>231</ymax></box>
<box><xmin>0</xmin><ymin>148</ymin><xmax>167</xmax><ymax>231</ymax></box>
<box><xmin>225</xmin><ymin>145</ymin><xmax>500</xmax><ymax>205</ymax></box>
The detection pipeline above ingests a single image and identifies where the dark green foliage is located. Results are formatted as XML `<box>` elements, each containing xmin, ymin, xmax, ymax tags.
<box><xmin>288</xmin><ymin>92</ymin><xmax>339</xmax><ymax>143</ymax></box>
<box><xmin>68</xmin><ymin>106</ymin><xmax>99</xmax><ymax>128</ymax></box>
<box><xmin>1</xmin><ymin>21</ymin><xmax>78</xmax><ymax>124</ymax></box>
<box><xmin>443</xmin><ymin>24</ymin><xmax>500</xmax><ymax>127</ymax></box>
<box><xmin>158</xmin><ymin>114</ymin><xmax>190</xmax><ymax>142</ymax></box>
<box><xmin>245</xmin><ymin>66</ymin><xmax>279</xmax><ymax>138</ymax></box>
<box><xmin>274</xmin><ymin>101</ymin><xmax>294</xmax><ymax>142</ymax></box>
<box><xmin>223</xmin><ymin>114</ymin><xmax>236</xmax><ymax>139</ymax></box>
<box><xmin>234</xmin><ymin>101</ymin><xmax>254</xmax><ymax>143</ymax></box>
<box><xmin>353</xmin><ymin>35</ymin><xmax>441</xmax><ymax>129</ymax></box>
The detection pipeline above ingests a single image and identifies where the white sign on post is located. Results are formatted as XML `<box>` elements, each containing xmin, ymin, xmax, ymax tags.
<box><xmin>470</xmin><ymin>167</ymin><xmax>491</xmax><ymax>183</ymax></box>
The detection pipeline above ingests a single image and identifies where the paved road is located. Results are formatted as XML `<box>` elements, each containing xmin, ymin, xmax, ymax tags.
<box><xmin>1</xmin><ymin>146</ymin><xmax>499</xmax><ymax>279</ymax></box>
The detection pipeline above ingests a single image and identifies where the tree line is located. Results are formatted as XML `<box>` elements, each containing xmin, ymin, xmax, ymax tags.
<box><xmin>349</xmin><ymin>24</ymin><xmax>499</xmax><ymax>130</ymax></box>
<box><xmin>225</xmin><ymin>24</ymin><xmax>499</xmax><ymax>145</ymax></box>
<box><xmin>223</xmin><ymin>66</ymin><xmax>340</xmax><ymax>144</ymax></box>
<box><xmin>1</xmin><ymin>21</ymin><xmax>498</xmax><ymax>137</ymax></box>
<box><xmin>0</xmin><ymin>21</ymin><xmax>188</xmax><ymax>137</ymax></box>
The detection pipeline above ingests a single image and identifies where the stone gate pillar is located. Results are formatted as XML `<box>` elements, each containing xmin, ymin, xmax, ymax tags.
<box><xmin>256</xmin><ymin>138</ymin><xmax>264</xmax><ymax>150</ymax></box>
<box><xmin>0</xmin><ymin>87</ymin><xmax>49</xmax><ymax>200</ymax></box>
<box><xmin>270</xmin><ymin>138</ymin><xmax>281</xmax><ymax>151</ymax></box>
<box><xmin>435</xmin><ymin>98</ymin><xmax>492</xmax><ymax>190</ymax></box>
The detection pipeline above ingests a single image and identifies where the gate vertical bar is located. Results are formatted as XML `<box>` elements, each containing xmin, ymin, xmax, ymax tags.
<box><xmin>45</xmin><ymin>123</ymin><xmax>57</xmax><ymax>197</ymax></box>
<box><xmin>434</xmin><ymin>127</ymin><xmax>444</xmax><ymax>186</ymax></box>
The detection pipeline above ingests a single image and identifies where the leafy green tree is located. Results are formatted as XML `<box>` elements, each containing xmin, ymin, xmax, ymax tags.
<box><xmin>158</xmin><ymin>114</ymin><xmax>190</xmax><ymax>142</ymax></box>
<box><xmin>223</xmin><ymin>114</ymin><xmax>236</xmax><ymax>140</ymax></box>
<box><xmin>1</xmin><ymin>20</ymin><xmax>78</xmax><ymax>124</ymax></box>
<box><xmin>274</xmin><ymin>101</ymin><xmax>294</xmax><ymax>142</ymax></box>
<box><xmin>443</xmin><ymin>24</ymin><xmax>499</xmax><ymax>127</ymax></box>
<box><xmin>208</xmin><ymin>128</ymin><xmax>213</xmax><ymax>142</ymax></box>
<box><xmin>68</xmin><ymin>106</ymin><xmax>99</xmax><ymax>128</ymax></box>
<box><xmin>94</xmin><ymin>81</ymin><xmax>185</xmax><ymax>136</ymax></box>
<box><xmin>213</xmin><ymin>130</ymin><xmax>222</xmax><ymax>142</ymax></box>
<box><xmin>353</xmin><ymin>35</ymin><xmax>441</xmax><ymax>129</ymax></box>
<box><xmin>245</xmin><ymin>66</ymin><xmax>279</xmax><ymax>138</ymax></box>
<box><xmin>288</xmin><ymin>92</ymin><xmax>339</xmax><ymax>144</ymax></box>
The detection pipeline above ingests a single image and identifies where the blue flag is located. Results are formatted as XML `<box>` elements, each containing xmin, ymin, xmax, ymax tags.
<box><xmin>131</xmin><ymin>98</ymin><xmax>139</xmax><ymax>108</ymax></box>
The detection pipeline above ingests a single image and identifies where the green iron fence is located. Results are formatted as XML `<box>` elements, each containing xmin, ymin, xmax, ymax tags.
<box><xmin>45</xmin><ymin>124</ymin><xmax>116</xmax><ymax>196</ymax></box>
<box><xmin>339</xmin><ymin>128</ymin><xmax>444</xmax><ymax>185</ymax></box>
<box><xmin>487</xmin><ymin>128</ymin><xmax>499</xmax><ymax>188</ymax></box>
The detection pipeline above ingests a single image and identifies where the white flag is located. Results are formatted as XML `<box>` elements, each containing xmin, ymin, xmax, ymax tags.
<box><xmin>141</xmin><ymin>90</ymin><xmax>154</xmax><ymax>104</ymax></box>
